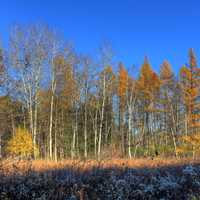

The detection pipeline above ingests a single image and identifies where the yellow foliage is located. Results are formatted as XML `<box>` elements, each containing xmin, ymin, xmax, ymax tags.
<box><xmin>137</xmin><ymin>57</ymin><xmax>161</xmax><ymax>109</ymax></box>
<box><xmin>182</xmin><ymin>134</ymin><xmax>200</xmax><ymax>147</ymax></box>
<box><xmin>104</xmin><ymin>66</ymin><xmax>116</xmax><ymax>91</ymax></box>
<box><xmin>118</xmin><ymin>63</ymin><xmax>128</xmax><ymax>98</ymax></box>
<box><xmin>177</xmin><ymin>133</ymin><xmax>200</xmax><ymax>157</ymax></box>
<box><xmin>180</xmin><ymin>49</ymin><xmax>200</xmax><ymax>132</ymax></box>
<box><xmin>160</xmin><ymin>60</ymin><xmax>173</xmax><ymax>82</ymax></box>
<box><xmin>6</xmin><ymin>127</ymin><xmax>38</xmax><ymax>158</ymax></box>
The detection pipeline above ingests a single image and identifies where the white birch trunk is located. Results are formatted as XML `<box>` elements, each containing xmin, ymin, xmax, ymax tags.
<box><xmin>98</xmin><ymin>73</ymin><xmax>106</xmax><ymax>160</ymax></box>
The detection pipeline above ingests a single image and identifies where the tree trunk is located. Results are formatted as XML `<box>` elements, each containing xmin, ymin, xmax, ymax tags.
<box><xmin>128</xmin><ymin>106</ymin><xmax>132</xmax><ymax>158</ymax></box>
<box><xmin>98</xmin><ymin>74</ymin><xmax>106</xmax><ymax>160</ymax></box>
<box><xmin>49</xmin><ymin>95</ymin><xmax>54</xmax><ymax>160</ymax></box>
<box><xmin>71</xmin><ymin>125</ymin><xmax>76</xmax><ymax>159</ymax></box>
<box><xmin>33</xmin><ymin>103</ymin><xmax>38</xmax><ymax>158</ymax></box>
<box><xmin>0</xmin><ymin>135</ymin><xmax>1</xmax><ymax>159</ymax></box>
<box><xmin>84</xmin><ymin>102</ymin><xmax>88</xmax><ymax>158</ymax></box>
<box><xmin>94</xmin><ymin>109</ymin><xmax>98</xmax><ymax>157</ymax></box>
<box><xmin>54</xmin><ymin>106</ymin><xmax>58</xmax><ymax>162</ymax></box>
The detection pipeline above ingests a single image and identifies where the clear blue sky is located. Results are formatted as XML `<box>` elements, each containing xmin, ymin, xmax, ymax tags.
<box><xmin>0</xmin><ymin>0</ymin><xmax>200</xmax><ymax>73</ymax></box>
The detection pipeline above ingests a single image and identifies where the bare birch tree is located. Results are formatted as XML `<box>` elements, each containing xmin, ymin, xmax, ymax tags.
<box><xmin>9</xmin><ymin>24</ymin><xmax>47</xmax><ymax>158</ymax></box>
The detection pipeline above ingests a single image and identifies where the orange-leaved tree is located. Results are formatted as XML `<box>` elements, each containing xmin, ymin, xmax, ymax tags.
<box><xmin>138</xmin><ymin>57</ymin><xmax>160</xmax><ymax>109</ymax></box>
<box><xmin>118</xmin><ymin>63</ymin><xmax>129</xmax><ymax>156</ymax></box>
<box><xmin>137</xmin><ymin>57</ymin><xmax>161</xmax><ymax>156</ymax></box>
<box><xmin>180</xmin><ymin>49</ymin><xmax>200</xmax><ymax>135</ymax></box>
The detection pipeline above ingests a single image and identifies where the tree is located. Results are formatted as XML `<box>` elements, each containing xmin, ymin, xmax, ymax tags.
<box><xmin>160</xmin><ymin>60</ymin><xmax>180</xmax><ymax>157</ymax></box>
<box><xmin>9</xmin><ymin>24</ymin><xmax>48</xmax><ymax>158</ymax></box>
<box><xmin>55</xmin><ymin>51</ymin><xmax>79</xmax><ymax>159</ymax></box>
<box><xmin>80</xmin><ymin>56</ymin><xmax>91</xmax><ymax>158</ymax></box>
<box><xmin>126</xmin><ymin>74</ymin><xmax>138</xmax><ymax>158</ymax></box>
<box><xmin>48</xmin><ymin>33</ymin><xmax>61</xmax><ymax>160</ymax></box>
<box><xmin>6</xmin><ymin>127</ymin><xmax>38</xmax><ymax>158</ymax></box>
<box><xmin>180</xmin><ymin>49</ymin><xmax>200</xmax><ymax>135</ymax></box>
<box><xmin>96</xmin><ymin>43</ymin><xmax>114</xmax><ymax>160</ymax></box>
<box><xmin>0</xmin><ymin>48</ymin><xmax>5</xmax><ymax>87</ymax></box>
<box><xmin>118</xmin><ymin>63</ymin><xmax>128</xmax><ymax>156</ymax></box>
<box><xmin>0</xmin><ymin>48</ymin><xmax>5</xmax><ymax>158</ymax></box>
<box><xmin>137</xmin><ymin>57</ymin><xmax>160</xmax><ymax>156</ymax></box>
<box><xmin>97</xmin><ymin>66</ymin><xmax>115</xmax><ymax>159</ymax></box>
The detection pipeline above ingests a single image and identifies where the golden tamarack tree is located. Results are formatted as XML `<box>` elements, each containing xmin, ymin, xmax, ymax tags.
<box><xmin>176</xmin><ymin>49</ymin><xmax>200</xmax><ymax>158</ymax></box>
<box><xmin>6</xmin><ymin>127</ymin><xmax>38</xmax><ymax>158</ymax></box>
<box><xmin>136</xmin><ymin>57</ymin><xmax>161</xmax><ymax>155</ymax></box>
<box><xmin>118</xmin><ymin>63</ymin><xmax>129</xmax><ymax>155</ymax></box>
<box><xmin>138</xmin><ymin>57</ymin><xmax>160</xmax><ymax>108</ymax></box>
<box><xmin>180</xmin><ymin>49</ymin><xmax>200</xmax><ymax>134</ymax></box>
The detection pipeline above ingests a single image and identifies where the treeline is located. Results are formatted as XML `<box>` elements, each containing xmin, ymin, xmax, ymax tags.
<box><xmin>0</xmin><ymin>24</ymin><xmax>200</xmax><ymax>160</ymax></box>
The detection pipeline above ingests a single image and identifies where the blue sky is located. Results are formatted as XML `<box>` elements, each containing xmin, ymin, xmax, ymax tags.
<box><xmin>1</xmin><ymin>0</ymin><xmax>200</xmax><ymax>73</ymax></box>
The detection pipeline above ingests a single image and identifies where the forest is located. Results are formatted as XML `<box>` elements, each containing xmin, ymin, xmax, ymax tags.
<box><xmin>0</xmin><ymin>24</ymin><xmax>200</xmax><ymax>161</ymax></box>
<box><xmin>1</xmin><ymin>23</ymin><xmax>200</xmax><ymax>199</ymax></box>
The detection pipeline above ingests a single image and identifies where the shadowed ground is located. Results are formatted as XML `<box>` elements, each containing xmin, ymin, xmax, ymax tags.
<box><xmin>0</xmin><ymin>159</ymin><xmax>200</xmax><ymax>199</ymax></box>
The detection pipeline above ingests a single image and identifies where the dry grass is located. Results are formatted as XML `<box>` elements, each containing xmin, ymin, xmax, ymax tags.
<box><xmin>1</xmin><ymin>157</ymin><xmax>200</xmax><ymax>199</ymax></box>
<box><xmin>1</xmin><ymin>157</ymin><xmax>199</xmax><ymax>175</ymax></box>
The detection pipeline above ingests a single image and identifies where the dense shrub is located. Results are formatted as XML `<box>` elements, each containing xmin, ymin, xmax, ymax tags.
<box><xmin>6</xmin><ymin>127</ymin><xmax>38</xmax><ymax>158</ymax></box>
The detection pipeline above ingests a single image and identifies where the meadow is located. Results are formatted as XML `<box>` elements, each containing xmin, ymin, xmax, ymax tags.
<box><xmin>1</xmin><ymin>158</ymin><xmax>200</xmax><ymax>200</ymax></box>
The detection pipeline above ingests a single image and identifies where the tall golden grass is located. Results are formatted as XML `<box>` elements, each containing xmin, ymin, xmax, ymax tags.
<box><xmin>1</xmin><ymin>157</ymin><xmax>199</xmax><ymax>175</ymax></box>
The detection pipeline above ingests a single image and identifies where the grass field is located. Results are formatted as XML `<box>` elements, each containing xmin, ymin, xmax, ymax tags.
<box><xmin>1</xmin><ymin>158</ymin><xmax>200</xmax><ymax>199</ymax></box>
